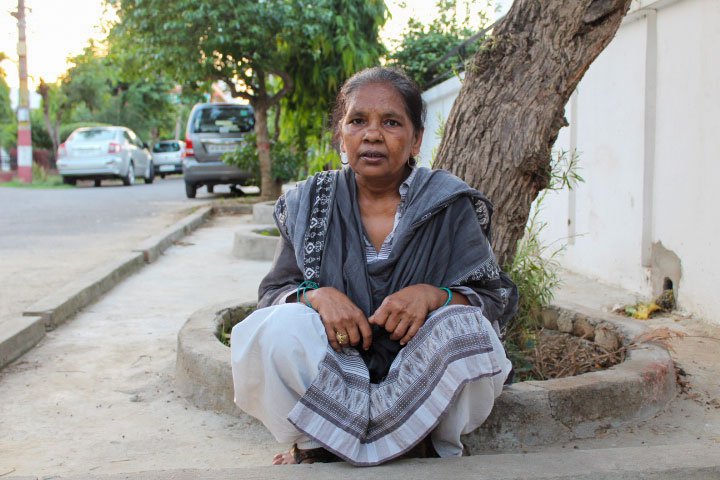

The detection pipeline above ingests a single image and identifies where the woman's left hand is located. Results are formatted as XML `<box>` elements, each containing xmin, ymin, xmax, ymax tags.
<box><xmin>368</xmin><ymin>284</ymin><xmax>449</xmax><ymax>346</ymax></box>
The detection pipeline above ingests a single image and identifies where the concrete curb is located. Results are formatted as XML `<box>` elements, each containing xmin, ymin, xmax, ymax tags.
<box><xmin>211</xmin><ymin>202</ymin><xmax>253</xmax><ymax>216</ymax></box>
<box><xmin>467</xmin><ymin>301</ymin><xmax>678</xmax><ymax>450</ymax></box>
<box><xmin>252</xmin><ymin>200</ymin><xmax>276</xmax><ymax>224</ymax></box>
<box><xmin>0</xmin><ymin>316</ymin><xmax>45</xmax><ymax>368</ymax></box>
<box><xmin>133</xmin><ymin>206</ymin><xmax>213</xmax><ymax>263</ymax></box>
<box><xmin>8</xmin><ymin>444</ymin><xmax>719</xmax><ymax>479</ymax></box>
<box><xmin>175</xmin><ymin>300</ymin><xmax>251</xmax><ymax>417</ymax></box>
<box><xmin>0</xmin><ymin>204</ymin><xmax>222</xmax><ymax>370</ymax></box>
<box><xmin>23</xmin><ymin>252</ymin><xmax>145</xmax><ymax>330</ymax></box>
<box><xmin>175</xmin><ymin>300</ymin><xmax>677</xmax><ymax>451</ymax></box>
<box><xmin>232</xmin><ymin>224</ymin><xmax>280</xmax><ymax>261</ymax></box>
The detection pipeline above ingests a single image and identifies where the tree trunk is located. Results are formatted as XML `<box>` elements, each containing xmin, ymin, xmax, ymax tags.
<box><xmin>435</xmin><ymin>0</ymin><xmax>632</xmax><ymax>267</ymax></box>
<box><xmin>272</xmin><ymin>104</ymin><xmax>281</xmax><ymax>142</ymax></box>
<box><xmin>253</xmin><ymin>100</ymin><xmax>282</xmax><ymax>200</ymax></box>
<box><xmin>37</xmin><ymin>81</ymin><xmax>60</xmax><ymax>161</ymax></box>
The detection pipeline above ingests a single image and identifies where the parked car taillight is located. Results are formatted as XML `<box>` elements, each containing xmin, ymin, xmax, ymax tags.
<box><xmin>108</xmin><ymin>142</ymin><xmax>122</xmax><ymax>154</ymax></box>
<box><xmin>57</xmin><ymin>142</ymin><xmax>67</xmax><ymax>158</ymax></box>
<box><xmin>185</xmin><ymin>137</ymin><xmax>194</xmax><ymax>156</ymax></box>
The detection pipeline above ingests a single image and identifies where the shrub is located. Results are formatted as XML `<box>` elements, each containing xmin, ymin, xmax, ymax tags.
<box><xmin>222</xmin><ymin>133</ymin><xmax>302</xmax><ymax>185</ymax></box>
<box><xmin>504</xmin><ymin>149</ymin><xmax>583</xmax><ymax>377</ymax></box>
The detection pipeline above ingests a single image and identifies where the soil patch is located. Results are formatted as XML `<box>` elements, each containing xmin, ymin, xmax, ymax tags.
<box><xmin>516</xmin><ymin>329</ymin><xmax>625</xmax><ymax>381</ymax></box>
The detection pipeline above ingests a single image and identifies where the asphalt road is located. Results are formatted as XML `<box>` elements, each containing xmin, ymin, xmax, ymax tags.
<box><xmin>1</xmin><ymin>176</ymin><xmax>198</xmax><ymax>247</ymax></box>
<box><xmin>0</xmin><ymin>175</ymin><xmax>212</xmax><ymax>324</ymax></box>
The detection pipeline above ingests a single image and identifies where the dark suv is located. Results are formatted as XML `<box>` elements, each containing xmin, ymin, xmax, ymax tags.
<box><xmin>183</xmin><ymin>103</ymin><xmax>255</xmax><ymax>198</ymax></box>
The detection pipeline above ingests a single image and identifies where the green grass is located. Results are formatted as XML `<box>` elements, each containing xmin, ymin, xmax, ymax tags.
<box><xmin>254</xmin><ymin>227</ymin><xmax>280</xmax><ymax>237</ymax></box>
<box><xmin>0</xmin><ymin>175</ymin><xmax>72</xmax><ymax>189</ymax></box>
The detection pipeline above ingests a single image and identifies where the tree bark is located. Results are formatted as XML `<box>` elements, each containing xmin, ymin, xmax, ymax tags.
<box><xmin>237</xmin><ymin>70</ymin><xmax>293</xmax><ymax>200</ymax></box>
<box><xmin>435</xmin><ymin>0</ymin><xmax>632</xmax><ymax>267</ymax></box>
<box><xmin>253</xmin><ymin>99</ymin><xmax>282</xmax><ymax>200</ymax></box>
<box><xmin>37</xmin><ymin>80</ymin><xmax>61</xmax><ymax>161</ymax></box>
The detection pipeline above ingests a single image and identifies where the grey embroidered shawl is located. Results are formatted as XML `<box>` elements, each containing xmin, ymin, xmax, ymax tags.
<box><xmin>259</xmin><ymin>167</ymin><xmax>517</xmax><ymax>381</ymax></box>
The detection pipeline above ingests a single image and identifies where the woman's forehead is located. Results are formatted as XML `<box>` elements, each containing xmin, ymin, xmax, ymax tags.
<box><xmin>345</xmin><ymin>82</ymin><xmax>408</xmax><ymax>114</ymax></box>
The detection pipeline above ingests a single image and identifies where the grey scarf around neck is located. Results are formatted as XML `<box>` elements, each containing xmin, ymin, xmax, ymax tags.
<box><xmin>278</xmin><ymin>166</ymin><xmax>516</xmax><ymax>382</ymax></box>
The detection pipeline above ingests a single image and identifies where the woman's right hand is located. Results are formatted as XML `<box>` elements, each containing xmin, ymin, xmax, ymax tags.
<box><xmin>304</xmin><ymin>287</ymin><xmax>372</xmax><ymax>352</ymax></box>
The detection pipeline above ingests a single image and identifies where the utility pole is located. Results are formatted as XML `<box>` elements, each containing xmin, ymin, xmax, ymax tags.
<box><xmin>13</xmin><ymin>0</ymin><xmax>31</xmax><ymax>183</ymax></box>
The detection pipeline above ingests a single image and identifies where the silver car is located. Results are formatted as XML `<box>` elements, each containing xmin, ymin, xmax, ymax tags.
<box><xmin>183</xmin><ymin>103</ymin><xmax>254</xmax><ymax>198</ymax></box>
<box><xmin>57</xmin><ymin>126</ymin><xmax>155</xmax><ymax>187</ymax></box>
<box><xmin>152</xmin><ymin>140</ymin><xmax>185</xmax><ymax>178</ymax></box>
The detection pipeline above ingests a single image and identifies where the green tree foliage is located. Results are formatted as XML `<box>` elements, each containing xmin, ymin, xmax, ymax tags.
<box><xmin>109</xmin><ymin>0</ymin><xmax>387</xmax><ymax>198</ymax></box>
<box><xmin>61</xmin><ymin>45</ymin><xmax>113</xmax><ymax>114</ymax></box>
<box><xmin>279</xmin><ymin>1</ymin><xmax>387</xmax><ymax>161</ymax></box>
<box><xmin>388</xmin><ymin>0</ymin><xmax>491</xmax><ymax>89</ymax></box>
<box><xmin>34</xmin><ymin>42</ymin><xmax>183</xmax><ymax>157</ymax></box>
<box><xmin>0</xmin><ymin>52</ymin><xmax>15</xmax><ymax>151</ymax></box>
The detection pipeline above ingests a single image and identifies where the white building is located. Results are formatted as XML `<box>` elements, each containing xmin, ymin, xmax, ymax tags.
<box><xmin>420</xmin><ymin>0</ymin><xmax>720</xmax><ymax>324</ymax></box>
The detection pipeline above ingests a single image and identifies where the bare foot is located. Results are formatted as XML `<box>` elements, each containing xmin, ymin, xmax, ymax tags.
<box><xmin>271</xmin><ymin>445</ymin><xmax>340</xmax><ymax>465</ymax></box>
<box><xmin>272</xmin><ymin>449</ymin><xmax>297</xmax><ymax>465</ymax></box>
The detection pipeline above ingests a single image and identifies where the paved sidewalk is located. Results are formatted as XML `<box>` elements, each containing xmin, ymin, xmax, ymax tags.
<box><xmin>0</xmin><ymin>215</ymin><xmax>278</xmax><ymax>477</ymax></box>
<box><xmin>1</xmin><ymin>213</ymin><xmax>719</xmax><ymax>479</ymax></box>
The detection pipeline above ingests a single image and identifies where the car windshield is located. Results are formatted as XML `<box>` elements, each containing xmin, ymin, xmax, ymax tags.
<box><xmin>153</xmin><ymin>142</ymin><xmax>181</xmax><ymax>153</ymax></box>
<box><xmin>191</xmin><ymin>106</ymin><xmax>254</xmax><ymax>133</ymax></box>
<box><xmin>69</xmin><ymin>129</ymin><xmax>116</xmax><ymax>142</ymax></box>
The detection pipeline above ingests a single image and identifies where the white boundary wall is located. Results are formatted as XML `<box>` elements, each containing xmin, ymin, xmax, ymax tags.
<box><xmin>421</xmin><ymin>0</ymin><xmax>720</xmax><ymax>324</ymax></box>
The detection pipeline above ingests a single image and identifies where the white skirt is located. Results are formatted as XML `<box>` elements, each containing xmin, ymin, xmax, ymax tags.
<box><xmin>231</xmin><ymin>303</ymin><xmax>511</xmax><ymax>465</ymax></box>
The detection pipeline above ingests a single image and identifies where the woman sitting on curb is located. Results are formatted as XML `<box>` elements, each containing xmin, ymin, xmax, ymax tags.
<box><xmin>231</xmin><ymin>67</ymin><xmax>517</xmax><ymax>466</ymax></box>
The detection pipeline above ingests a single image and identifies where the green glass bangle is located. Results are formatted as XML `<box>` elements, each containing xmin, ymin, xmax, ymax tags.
<box><xmin>296</xmin><ymin>280</ymin><xmax>319</xmax><ymax>309</ymax></box>
<box><xmin>302</xmin><ymin>288</ymin><xmax>314</xmax><ymax>309</ymax></box>
<box><xmin>440</xmin><ymin>287</ymin><xmax>452</xmax><ymax>307</ymax></box>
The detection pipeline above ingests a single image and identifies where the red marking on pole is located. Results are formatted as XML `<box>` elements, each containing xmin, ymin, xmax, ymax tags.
<box><xmin>18</xmin><ymin>166</ymin><xmax>32</xmax><ymax>183</ymax></box>
<box><xmin>18</xmin><ymin>129</ymin><xmax>31</xmax><ymax>146</ymax></box>
<box><xmin>258</xmin><ymin>141</ymin><xmax>271</xmax><ymax>152</ymax></box>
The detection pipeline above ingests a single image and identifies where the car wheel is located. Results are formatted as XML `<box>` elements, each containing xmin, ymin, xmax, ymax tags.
<box><xmin>94</xmin><ymin>179</ymin><xmax>101</xmax><ymax>187</ymax></box>
<box><xmin>160</xmin><ymin>173</ymin><xmax>166</xmax><ymax>179</ymax></box>
<box><xmin>62</xmin><ymin>176</ymin><xmax>76</xmax><ymax>186</ymax></box>
<box><xmin>185</xmin><ymin>182</ymin><xmax>197</xmax><ymax>199</ymax></box>
<box><xmin>122</xmin><ymin>162</ymin><xmax>135</xmax><ymax>186</ymax></box>
<box><xmin>144</xmin><ymin>161</ymin><xmax>155</xmax><ymax>184</ymax></box>
<box><xmin>230</xmin><ymin>185</ymin><xmax>246</xmax><ymax>196</ymax></box>
<box><xmin>207</xmin><ymin>185</ymin><xmax>214</xmax><ymax>193</ymax></box>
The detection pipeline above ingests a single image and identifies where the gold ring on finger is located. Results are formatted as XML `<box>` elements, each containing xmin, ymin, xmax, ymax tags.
<box><xmin>335</xmin><ymin>332</ymin><xmax>349</xmax><ymax>345</ymax></box>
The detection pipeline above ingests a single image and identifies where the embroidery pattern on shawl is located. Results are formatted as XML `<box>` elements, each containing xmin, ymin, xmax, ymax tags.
<box><xmin>453</xmin><ymin>257</ymin><xmax>501</xmax><ymax>285</ymax></box>
<box><xmin>302</xmin><ymin>171</ymin><xmax>335</xmax><ymax>280</ymax></box>
<box><xmin>472</xmin><ymin>197</ymin><xmax>491</xmax><ymax>232</ymax></box>
<box><xmin>274</xmin><ymin>195</ymin><xmax>289</xmax><ymax>238</ymax></box>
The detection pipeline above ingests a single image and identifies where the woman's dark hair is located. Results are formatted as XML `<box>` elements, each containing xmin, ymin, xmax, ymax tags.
<box><xmin>331</xmin><ymin>67</ymin><xmax>426</xmax><ymax>146</ymax></box>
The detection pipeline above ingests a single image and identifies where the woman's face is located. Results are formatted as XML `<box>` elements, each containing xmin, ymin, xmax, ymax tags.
<box><xmin>340</xmin><ymin>82</ymin><xmax>423</xmax><ymax>183</ymax></box>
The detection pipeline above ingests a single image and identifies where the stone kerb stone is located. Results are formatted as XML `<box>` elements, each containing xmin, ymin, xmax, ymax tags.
<box><xmin>232</xmin><ymin>226</ymin><xmax>281</xmax><ymax>261</ymax></box>
<box><xmin>175</xmin><ymin>300</ymin><xmax>259</xmax><ymax>423</ymax></box>
<box><xmin>252</xmin><ymin>200</ymin><xmax>276</xmax><ymax>225</ymax></box>
<box><xmin>464</xmin><ymin>303</ymin><xmax>676</xmax><ymax>451</ymax></box>
<box><xmin>233</xmin><ymin>201</ymin><xmax>281</xmax><ymax>261</ymax></box>
<box><xmin>176</xmin><ymin>301</ymin><xmax>677</xmax><ymax>452</ymax></box>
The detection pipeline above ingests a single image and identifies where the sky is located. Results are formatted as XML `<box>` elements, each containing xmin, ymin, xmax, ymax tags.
<box><xmin>0</xmin><ymin>0</ymin><xmax>114</xmax><ymax>89</ymax></box>
<box><xmin>0</xmin><ymin>0</ymin><xmax>512</xmax><ymax>108</ymax></box>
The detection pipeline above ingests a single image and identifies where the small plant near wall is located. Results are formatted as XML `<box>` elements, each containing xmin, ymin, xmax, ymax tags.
<box><xmin>505</xmin><ymin>149</ymin><xmax>586</xmax><ymax>380</ymax></box>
